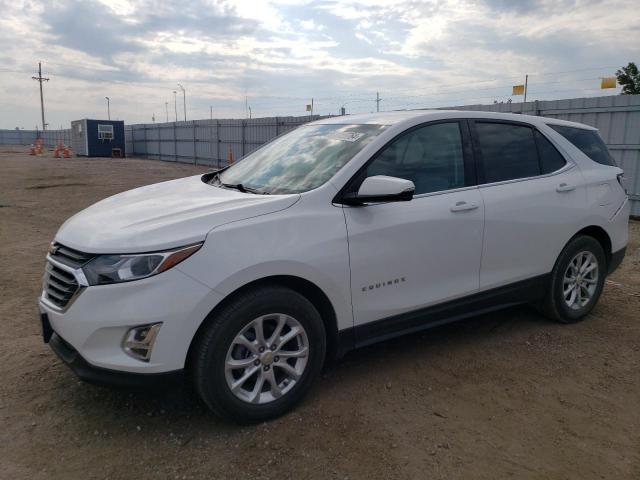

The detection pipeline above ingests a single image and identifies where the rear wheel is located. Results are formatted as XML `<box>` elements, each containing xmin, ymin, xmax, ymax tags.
<box><xmin>540</xmin><ymin>235</ymin><xmax>606</xmax><ymax>323</ymax></box>
<box><xmin>191</xmin><ymin>285</ymin><xmax>326</xmax><ymax>423</ymax></box>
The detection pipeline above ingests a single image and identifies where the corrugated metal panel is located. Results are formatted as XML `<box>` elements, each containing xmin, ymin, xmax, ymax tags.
<box><xmin>124</xmin><ymin>97</ymin><xmax>639</xmax><ymax>215</ymax></box>
<box><xmin>126</xmin><ymin>114</ymin><xmax>326</xmax><ymax>168</ymax></box>
<box><xmin>0</xmin><ymin>128</ymin><xmax>71</xmax><ymax>146</ymax></box>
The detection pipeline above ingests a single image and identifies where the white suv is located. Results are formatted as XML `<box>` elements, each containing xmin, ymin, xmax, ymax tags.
<box><xmin>39</xmin><ymin>111</ymin><xmax>629</xmax><ymax>422</ymax></box>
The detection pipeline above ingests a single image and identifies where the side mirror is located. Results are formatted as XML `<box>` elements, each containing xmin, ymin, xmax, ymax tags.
<box><xmin>342</xmin><ymin>175</ymin><xmax>415</xmax><ymax>206</ymax></box>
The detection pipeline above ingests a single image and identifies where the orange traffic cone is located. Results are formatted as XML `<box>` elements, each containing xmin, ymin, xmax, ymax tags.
<box><xmin>54</xmin><ymin>146</ymin><xmax>61</xmax><ymax>158</ymax></box>
<box><xmin>29</xmin><ymin>144</ymin><xmax>37</xmax><ymax>155</ymax></box>
<box><xmin>227</xmin><ymin>145</ymin><xmax>234</xmax><ymax>165</ymax></box>
<box><xmin>63</xmin><ymin>146</ymin><xmax>72</xmax><ymax>158</ymax></box>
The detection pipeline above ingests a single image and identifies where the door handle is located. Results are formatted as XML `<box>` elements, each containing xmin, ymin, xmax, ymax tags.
<box><xmin>556</xmin><ymin>182</ymin><xmax>576</xmax><ymax>193</ymax></box>
<box><xmin>450</xmin><ymin>201</ymin><xmax>479</xmax><ymax>212</ymax></box>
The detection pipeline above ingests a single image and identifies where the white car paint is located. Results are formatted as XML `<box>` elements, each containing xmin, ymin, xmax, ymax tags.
<box><xmin>39</xmin><ymin>110</ymin><xmax>630</xmax><ymax>375</ymax></box>
<box><xmin>55</xmin><ymin>175</ymin><xmax>300</xmax><ymax>253</ymax></box>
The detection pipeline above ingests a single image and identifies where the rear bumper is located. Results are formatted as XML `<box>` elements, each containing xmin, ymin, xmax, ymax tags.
<box><xmin>48</xmin><ymin>329</ymin><xmax>184</xmax><ymax>390</ymax></box>
<box><xmin>608</xmin><ymin>247</ymin><xmax>626</xmax><ymax>275</ymax></box>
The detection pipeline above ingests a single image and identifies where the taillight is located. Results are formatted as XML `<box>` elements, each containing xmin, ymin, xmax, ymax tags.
<box><xmin>617</xmin><ymin>173</ymin><xmax>626</xmax><ymax>193</ymax></box>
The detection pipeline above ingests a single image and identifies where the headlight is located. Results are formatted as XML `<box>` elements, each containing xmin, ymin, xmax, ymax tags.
<box><xmin>82</xmin><ymin>243</ymin><xmax>202</xmax><ymax>285</ymax></box>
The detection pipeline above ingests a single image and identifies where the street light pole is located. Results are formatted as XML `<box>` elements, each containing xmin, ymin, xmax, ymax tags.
<box><xmin>105</xmin><ymin>96</ymin><xmax>110</xmax><ymax>120</ymax></box>
<box><xmin>172</xmin><ymin>91</ymin><xmax>178</xmax><ymax>122</ymax></box>
<box><xmin>165</xmin><ymin>102</ymin><xmax>169</xmax><ymax>122</ymax></box>
<box><xmin>177</xmin><ymin>83</ymin><xmax>186</xmax><ymax>121</ymax></box>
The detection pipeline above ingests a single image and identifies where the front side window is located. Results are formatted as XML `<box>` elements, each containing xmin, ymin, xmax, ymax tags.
<box><xmin>364</xmin><ymin>122</ymin><xmax>466</xmax><ymax>195</ymax></box>
<box><xmin>475</xmin><ymin>122</ymin><xmax>539</xmax><ymax>183</ymax></box>
<box><xmin>548</xmin><ymin>124</ymin><xmax>615</xmax><ymax>166</ymax></box>
<box><xmin>218</xmin><ymin>124</ymin><xmax>387</xmax><ymax>194</ymax></box>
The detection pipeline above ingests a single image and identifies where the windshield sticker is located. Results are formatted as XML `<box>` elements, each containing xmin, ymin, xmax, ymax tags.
<box><xmin>325</xmin><ymin>131</ymin><xmax>366</xmax><ymax>142</ymax></box>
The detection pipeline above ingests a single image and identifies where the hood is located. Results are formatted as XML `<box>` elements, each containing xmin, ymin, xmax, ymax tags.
<box><xmin>55</xmin><ymin>175</ymin><xmax>300</xmax><ymax>253</ymax></box>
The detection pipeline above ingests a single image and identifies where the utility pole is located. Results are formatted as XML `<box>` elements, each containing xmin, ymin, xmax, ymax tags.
<box><xmin>105</xmin><ymin>96</ymin><xmax>110</xmax><ymax>119</ymax></box>
<box><xmin>177</xmin><ymin>84</ymin><xmax>186</xmax><ymax>121</ymax></box>
<box><xmin>524</xmin><ymin>74</ymin><xmax>529</xmax><ymax>103</ymax></box>
<box><xmin>165</xmin><ymin>102</ymin><xmax>169</xmax><ymax>122</ymax></box>
<box><xmin>245</xmin><ymin>96</ymin><xmax>249</xmax><ymax>118</ymax></box>
<box><xmin>210</xmin><ymin>105</ymin><xmax>213</xmax><ymax>120</ymax></box>
<box><xmin>32</xmin><ymin>62</ymin><xmax>49</xmax><ymax>131</ymax></box>
<box><xmin>172</xmin><ymin>91</ymin><xmax>178</xmax><ymax>121</ymax></box>
<box><xmin>248</xmin><ymin>106</ymin><xmax>252</xmax><ymax>119</ymax></box>
<box><xmin>375</xmin><ymin>91</ymin><xmax>380</xmax><ymax>112</ymax></box>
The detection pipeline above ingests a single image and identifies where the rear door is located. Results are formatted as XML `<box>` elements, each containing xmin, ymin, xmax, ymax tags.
<box><xmin>342</xmin><ymin>120</ymin><xmax>485</xmax><ymax>335</ymax></box>
<box><xmin>470</xmin><ymin>120</ymin><xmax>587</xmax><ymax>290</ymax></box>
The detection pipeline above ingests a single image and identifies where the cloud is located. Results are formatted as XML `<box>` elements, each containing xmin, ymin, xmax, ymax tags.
<box><xmin>0</xmin><ymin>0</ymin><xmax>637</xmax><ymax>128</ymax></box>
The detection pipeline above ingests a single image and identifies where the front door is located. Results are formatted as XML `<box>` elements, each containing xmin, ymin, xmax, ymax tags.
<box><xmin>342</xmin><ymin>121</ymin><xmax>485</xmax><ymax>338</ymax></box>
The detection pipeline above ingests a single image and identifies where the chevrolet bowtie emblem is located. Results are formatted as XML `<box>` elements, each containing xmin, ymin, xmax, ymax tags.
<box><xmin>48</xmin><ymin>243</ymin><xmax>59</xmax><ymax>255</ymax></box>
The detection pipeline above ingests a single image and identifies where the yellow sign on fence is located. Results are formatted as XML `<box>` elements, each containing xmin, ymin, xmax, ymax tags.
<box><xmin>512</xmin><ymin>84</ymin><xmax>525</xmax><ymax>95</ymax></box>
<box><xmin>601</xmin><ymin>77</ymin><xmax>617</xmax><ymax>89</ymax></box>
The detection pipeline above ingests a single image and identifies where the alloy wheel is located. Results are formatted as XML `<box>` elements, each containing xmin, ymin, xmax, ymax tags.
<box><xmin>224</xmin><ymin>313</ymin><xmax>309</xmax><ymax>404</ymax></box>
<box><xmin>562</xmin><ymin>251</ymin><xmax>599</xmax><ymax>310</ymax></box>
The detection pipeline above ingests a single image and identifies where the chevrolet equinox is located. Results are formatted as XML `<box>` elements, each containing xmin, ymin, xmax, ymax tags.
<box><xmin>39</xmin><ymin>111</ymin><xmax>629</xmax><ymax>422</ymax></box>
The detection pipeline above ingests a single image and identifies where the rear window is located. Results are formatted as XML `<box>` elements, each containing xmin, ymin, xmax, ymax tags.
<box><xmin>548</xmin><ymin>124</ymin><xmax>615</xmax><ymax>166</ymax></box>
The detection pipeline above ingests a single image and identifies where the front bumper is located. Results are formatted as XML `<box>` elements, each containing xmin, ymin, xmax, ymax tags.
<box><xmin>47</xmin><ymin>325</ymin><xmax>183</xmax><ymax>389</ymax></box>
<box><xmin>39</xmin><ymin>264</ymin><xmax>224</xmax><ymax>375</ymax></box>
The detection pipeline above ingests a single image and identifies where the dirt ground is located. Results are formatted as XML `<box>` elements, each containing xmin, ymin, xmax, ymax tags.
<box><xmin>1</xmin><ymin>145</ymin><xmax>638</xmax><ymax>480</ymax></box>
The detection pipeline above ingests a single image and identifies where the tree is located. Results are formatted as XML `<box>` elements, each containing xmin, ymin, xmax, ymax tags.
<box><xmin>615</xmin><ymin>62</ymin><xmax>640</xmax><ymax>94</ymax></box>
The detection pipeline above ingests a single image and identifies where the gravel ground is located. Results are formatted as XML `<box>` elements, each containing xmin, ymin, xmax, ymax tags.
<box><xmin>1</xmin><ymin>146</ymin><xmax>639</xmax><ymax>479</ymax></box>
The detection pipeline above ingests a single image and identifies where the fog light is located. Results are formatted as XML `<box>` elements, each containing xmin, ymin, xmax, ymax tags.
<box><xmin>122</xmin><ymin>323</ymin><xmax>162</xmax><ymax>362</ymax></box>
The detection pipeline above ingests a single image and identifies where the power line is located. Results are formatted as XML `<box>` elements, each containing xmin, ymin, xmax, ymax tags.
<box><xmin>3</xmin><ymin>61</ymin><xmax>624</xmax><ymax>122</ymax></box>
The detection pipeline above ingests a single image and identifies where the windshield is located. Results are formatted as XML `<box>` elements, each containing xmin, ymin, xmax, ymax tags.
<box><xmin>217</xmin><ymin>124</ymin><xmax>387</xmax><ymax>194</ymax></box>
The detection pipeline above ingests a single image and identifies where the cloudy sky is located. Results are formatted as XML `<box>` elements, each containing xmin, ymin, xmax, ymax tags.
<box><xmin>0</xmin><ymin>0</ymin><xmax>638</xmax><ymax>129</ymax></box>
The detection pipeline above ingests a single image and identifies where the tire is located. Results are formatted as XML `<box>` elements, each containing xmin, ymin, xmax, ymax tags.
<box><xmin>539</xmin><ymin>235</ymin><xmax>607</xmax><ymax>324</ymax></box>
<box><xmin>191</xmin><ymin>285</ymin><xmax>326</xmax><ymax>423</ymax></box>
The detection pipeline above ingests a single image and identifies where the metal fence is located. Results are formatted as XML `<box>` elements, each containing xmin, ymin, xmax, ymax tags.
<box><xmin>125</xmin><ymin>115</ymin><xmax>329</xmax><ymax>168</ymax></box>
<box><xmin>441</xmin><ymin>94</ymin><xmax>640</xmax><ymax>215</ymax></box>
<box><xmin>2</xmin><ymin>95</ymin><xmax>638</xmax><ymax>214</ymax></box>
<box><xmin>0</xmin><ymin>129</ymin><xmax>71</xmax><ymax>147</ymax></box>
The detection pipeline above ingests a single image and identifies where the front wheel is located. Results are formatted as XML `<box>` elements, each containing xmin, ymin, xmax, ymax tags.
<box><xmin>540</xmin><ymin>235</ymin><xmax>606</xmax><ymax>324</ymax></box>
<box><xmin>191</xmin><ymin>286</ymin><xmax>326</xmax><ymax>423</ymax></box>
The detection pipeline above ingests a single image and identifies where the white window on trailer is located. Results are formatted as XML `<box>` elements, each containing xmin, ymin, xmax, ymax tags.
<box><xmin>98</xmin><ymin>124</ymin><xmax>114</xmax><ymax>140</ymax></box>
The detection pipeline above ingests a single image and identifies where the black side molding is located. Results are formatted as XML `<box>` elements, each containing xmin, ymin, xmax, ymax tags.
<box><xmin>337</xmin><ymin>274</ymin><xmax>549</xmax><ymax>353</ymax></box>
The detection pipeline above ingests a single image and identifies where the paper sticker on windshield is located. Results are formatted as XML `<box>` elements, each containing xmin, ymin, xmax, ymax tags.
<box><xmin>326</xmin><ymin>131</ymin><xmax>366</xmax><ymax>142</ymax></box>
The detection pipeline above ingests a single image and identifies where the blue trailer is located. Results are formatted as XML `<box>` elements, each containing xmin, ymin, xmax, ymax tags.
<box><xmin>70</xmin><ymin>119</ymin><xmax>125</xmax><ymax>157</ymax></box>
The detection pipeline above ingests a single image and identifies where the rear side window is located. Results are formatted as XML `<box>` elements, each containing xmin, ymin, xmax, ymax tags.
<box><xmin>535</xmin><ymin>131</ymin><xmax>566</xmax><ymax>173</ymax></box>
<box><xmin>475</xmin><ymin>122</ymin><xmax>539</xmax><ymax>183</ymax></box>
<box><xmin>548</xmin><ymin>124</ymin><xmax>615</xmax><ymax>166</ymax></box>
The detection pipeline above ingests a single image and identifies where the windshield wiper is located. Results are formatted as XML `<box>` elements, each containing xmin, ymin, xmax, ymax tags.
<box><xmin>209</xmin><ymin>172</ymin><xmax>269</xmax><ymax>194</ymax></box>
<box><xmin>222</xmin><ymin>182</ymin><xmax>252</xmax><ymax>193</ymax></box>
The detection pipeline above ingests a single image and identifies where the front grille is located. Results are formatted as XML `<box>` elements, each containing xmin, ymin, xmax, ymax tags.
<box><xmin>50</xmin><ymin>243</ymin><xmax>95</xmax><ymax>268</ymax></box>
<box><xmin>43</xmin><ymin>262</ymin><xmax>80</xmax><ymax>308</ymax></box>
